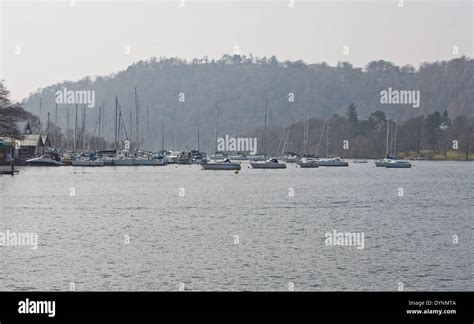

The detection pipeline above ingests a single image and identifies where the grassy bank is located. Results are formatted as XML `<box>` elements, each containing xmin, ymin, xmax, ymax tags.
<box><xmin>400</xmin><ymin>150</ymin><xmax>473</xmax><ymax>161</ymax></box>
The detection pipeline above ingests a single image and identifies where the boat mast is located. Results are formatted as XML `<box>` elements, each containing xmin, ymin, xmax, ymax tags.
<box><xmin>135</xmin><ymin>87</ymin><xmax>139</xmax><ymax>152</ymax></box>
<box><xmin>129</xmin><ymin>105</ymin><xmax>133</xmax><ymax>151</ymax></box>
<box><xmin>66</xmin><ymin>107</ymin><xmax>70</xmax><ymax>150</ymax></box>
<box><xmin>54</xmin><ymin>103</ymin><xmax>58</xmax><ymax>147</ymax></box>
<box><xmin>82</xmin><ymin>105</ymin><xmax>86</xmax><ymax>151</ymax></box>
<box><xmin>393</xmin><ymin>121</ymin><xmax>398</xmax><ymax>157</ymax></box>
<box><xmin>39</xmin><ymin>98</ymin><xmax>42</xmax><ymax>132</ymax></box>
<box><xmin>74</xmin><ymin>104</ymin><xmax>78</xmax><ymax>152</ymax></box>
<box><xmin>161</xmin><ymin>119</ymin><xmax>164</xmax><ymax>151</ymax></box>
<box><xmin>215</xmin><ymin>106</ymin><xmax>219</xmax><ymax>154</ymax></box>
<box><xmin>114</xmin><ymin>97</ymin><xmax>118</xmax><ymax>151</ymax></box>
<box><xmin>197</xmin><ymin>106</ymin><xmax>200</xmax><ymax>152</ymax></box>
<box><xmin>303</xmin><ymin>112</ymin><xmax>309</xmax><ymax>156</ymax></box>
<box><xmin>385</xmin><ymin>120</ymin><xmax>390</xmax><ymax>157</ymax></box>
<box><xmin>326</xmin><ymin>120</ymin><xmax>329</xmax><ymax>158</ymax></box>
<box><xmin>146</xmin><ymin>105</ymin><xmax>149</xmax><ymax>152</ymax></box>
<box><xmin>98</xmin><ymin>105</ymin><xmax>102</xmax><ymax>147</ymax></box>
<box><xmin>263</xmin><ymin>99</ymin><xmax>267</xmax><ymax>157</ymax></box>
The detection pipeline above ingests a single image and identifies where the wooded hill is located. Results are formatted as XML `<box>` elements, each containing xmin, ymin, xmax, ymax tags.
<box><xmin>20</xmin><ymin>55</ymin><xmax>474</xmax><ymax>153</ymax></box>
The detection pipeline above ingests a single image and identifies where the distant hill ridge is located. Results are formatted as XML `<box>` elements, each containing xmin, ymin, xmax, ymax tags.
<box><xmin>21</xmin><ymin>55</ymin><xmax>474</xmax><ymax>151</ymax></box>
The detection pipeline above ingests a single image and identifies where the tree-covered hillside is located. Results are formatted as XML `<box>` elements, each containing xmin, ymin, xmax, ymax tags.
<box><xmin>20</xmin><ymin>55</ymin><xmax>473</xmax><ymax>153</ymax></box>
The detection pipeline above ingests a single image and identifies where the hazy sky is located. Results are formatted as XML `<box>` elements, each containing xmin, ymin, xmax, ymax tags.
<box><xmin>1</xmin><ymin>0</ymin><xmax>472</xmax><ymax>101</ymax></box>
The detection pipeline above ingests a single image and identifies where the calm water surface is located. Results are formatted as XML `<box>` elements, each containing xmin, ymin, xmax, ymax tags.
<box><xmin>0</xmin><ymin>161</ymin><xmax>472</xmax><ymax>291</ymax></box>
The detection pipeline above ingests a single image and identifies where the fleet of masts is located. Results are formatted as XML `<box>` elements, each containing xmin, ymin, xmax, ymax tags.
<box><xmin>22</xmin><ymin>92</ymin><xmax>412</xmax><ymax>169</ymax></box>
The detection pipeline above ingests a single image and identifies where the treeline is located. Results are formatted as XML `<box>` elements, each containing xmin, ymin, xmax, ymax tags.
<box><xmin>20</xmin><ymin>55</ymin><xmax>474</xmax><ymax>153</ymax></box>
<box><xmin>256</xmin><ymin>105</ymin><xmax>474</xmax><ymax>159</ymax></box>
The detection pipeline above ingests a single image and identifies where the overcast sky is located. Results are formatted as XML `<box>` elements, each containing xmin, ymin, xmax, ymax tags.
<box><xmin>1</xmin><ymin>0</ymin><xmax>472</xmax><ymax>101</ymax></box>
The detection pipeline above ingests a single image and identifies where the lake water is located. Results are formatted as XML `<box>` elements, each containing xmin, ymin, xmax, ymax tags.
<box><xmin>0</xmin><ymin>161</ymin><xmax>472</xmax><ymax>291</ymax></box>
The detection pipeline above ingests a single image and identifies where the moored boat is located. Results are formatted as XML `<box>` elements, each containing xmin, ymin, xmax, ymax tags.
<box><xmin>111</xmin><ymin>157</ymin><xmax>135</xmax><ymax>166</ymax></box>
<box><xmin>298</xmin><ymin>157</ymin><xmax>319</xmax><ymax>168</ymax></box>
<box><xmin>374</xmin><ymin>160</ymin><xmax>386</xmax><ymax>167</ymax></box>
<box><xmin>201</xmin><ymin>158</ymin><xmax>241</xmax><ymax>170</ymax></box>
<box><xmin>318</xmin><ymin>157</ymin><xmax>349</xmax><ymax>167</ymax></box>
<box><xmin>250</xmin><ymin>158</ymin><xmax>286</xmax><ymax>169</ymax></box>
<box><xmin>228</xmin><ymin>153</ymin><xmax>249</xmax><ymax>161</ymax></box>
<box><xmin>280</xmin><ymin>152</ymin><xmax>299</xmax><ymax>163</ymax></box>
<box><xmin>247</xmin><ymin>154</ymin><xmax>265</xmax><ymax>161</ymax></box>
<box><xmin>26</xmin><ymin>153</ymin><xmax>64</xmax><ymax>166</ymax></box>
<box><xmin>385</xmin><ymin>159</ymin><xmax>412</xmax><ymax>168</ymax></box>
<box><xmin>72</xmin><ymin>159</ymin><xmax>104</xmax><ymax>167</ymax></box>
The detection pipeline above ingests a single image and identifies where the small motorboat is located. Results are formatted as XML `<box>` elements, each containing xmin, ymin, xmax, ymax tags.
<box><xmin>250</xmin><ymin>158</ymin><xmax>286</xmax><ymax>169</ymax></box>
<box><xmin>247</xmin><ymin>154</ymin><xmax>265</xmax><ymax>161</ymax></box>
<box><xmin>374</xmin><ymin>160</ymin><xmax>386</xmax><ymax>167</ymax></box>
<box><xmin>201</xmin><ymin>159</ymin><xmax>241</xmax><ymax>170</ymax></box>
<box><xmin>317</xmin><ymin>157</ymin><xmax>349</xmax><ymax>167</ymax></box>
<box><xmin>228</xmin><ymin>153</ymin><xmax>249</xmax><ymax>161</ymax></box>
<box><xmin>71</xmin><ymin>152</ymin><xmax>104</xmax><ymax>167</ymax></box>
<box><xmin>26</xmin><ymin>153</ymin><xmax>64</xmax><ymax>166</ymax></box>
<box><xmin>298</xmin><ymin>157</ymin><xmax>319</xmax><ymax>168</ymax></box>
<box><xmin>177</xmin><ymin>151</ymin><xmax>193</xmax><ymax>164</ymax></box>
<box><xmin>385</xmin><ymin>159</ymin><xmax>412</xmax><ymax>168</ymax></box>
<box><xmin>279</xmin><ymin>153</ymin><xmax>299</xmax><ymax>163</ymax></box>
<box><xmin>375</xmin><ymin>155</ymin><xmax>395</xmax><ymax>167</ymax></box>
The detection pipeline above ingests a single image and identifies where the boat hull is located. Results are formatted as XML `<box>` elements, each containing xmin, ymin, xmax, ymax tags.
<box><xmin>72</xmin><ymin>160</ymin><xmax>104</xmax><ymax>167</ymax></box>
<box><xmin>201</xmin><ymin>162</ymin><xmax>241</xmax><ymax>170</ymax></box>
<box><xmin>299</xmin><ymin>162</ymin><xmax>319</xmax><ymax>168</ymax></box>
<box><xmin>248</xmin><ymin>155</ymin><xmax>265</xmax><ymax>161</ymax></box>
<box><xmin>111</xmin><ymin>159</ymin><xmax>135</xmax><ymax>166</ymax></box>
<box><xmin>250</xmin><ymin>162</ymin><xmax>286</xmax><ymax>169</ymax></box>
<box><xmin>318</xmin><ymin>160</ymin><xmax>349</xmax><ymax>167</ymax></box>
<box><xmin>26</xmin><ymin>158</ymin><xmax>64</xmax><ymax>166</ymax></box>
<box><xmin>133</xmin><ymin>159</ymin><xmax>166</xmax><ymax>166</ymax></box>
<box><xmin>385</xmin><ymin>162</ymin><xmax>412</xmax><ymax>168</ymax></box>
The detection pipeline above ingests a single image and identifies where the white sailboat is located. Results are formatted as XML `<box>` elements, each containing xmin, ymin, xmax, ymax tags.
<box><xmin>297</xmin><ymin>116</ymin><xmax>318</xmax><ymax>167</ymax></box>
<box><xmin>384</xmin><ymin>121</ymin><xmax>412</xmax><ymax>168</ymax></box>
<box><xmin>280</xmin><ymin>152</ymin><xmax>299</xmax><ymax>163</ymax></box>
<box><xmin>250</xmin><ymin>158</ymin><xmax>287</xmax><ymax>169</ymax></box>
<box><xmin>228</xmin><ymin>152</ymin><xmax>249</xmax><ymax>160</ymax></box>
<box><xmin>250</xmin><ymin>99</ymin><xmax>287</xmax><ymax>169</ymax></box>
<box><xmin>298</xmin><ymin>157</ymin><xmax>319</xmax><ymax>168</ymax></box>
<box><xmin>385</xmin><ymin>159</ymin><xmax>412</xmax><ymax>168</ymax></box>
<box><xmin>375</xmin><ymin>120</ymin><xmax>394</xmax><ymax>167</ymax></box>
<box><xmin>201</xmin><ymin>158</ymin><xmax>241</xmax><ymax>170</ymax></box>
<box><xmin>202</xmin><ymin>107</ymin><xmax>240</xmax><ymax>170</ymax></box>
<box><xmin>317</xmin><ymin>120</ymin><xmax>349</xmax><ymax>167</ymax></box>
<box><xmin>26</xmin><ymin>153</ymin><xmax>64</xmax><ymax>166</ymax></box>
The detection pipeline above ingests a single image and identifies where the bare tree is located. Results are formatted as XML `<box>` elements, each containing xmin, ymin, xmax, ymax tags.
<box><xmin>0</xmin><ymin>81</ymin><xmax>31</xmax><ymax>138</ymax></box>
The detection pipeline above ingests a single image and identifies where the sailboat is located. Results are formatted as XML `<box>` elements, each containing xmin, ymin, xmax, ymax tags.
<box><xmin>384</xmin><ymin>121</ymin><xmax>412</xmax><ymax>168</ymax></box>
<box><xmin>317</xmin><ymin>120</ymin><xmax>349</xmax><ymax>167</ymax></box>
<box><xmin>298</xmin><ymin>157</ymin><xmax>319</xmax><ymax>168</ymax></box>
<box><xmin>250</xmin><ymin>99</ymin><xmax>287</xmax><ymax>169</ymax></box>
<box><xmin>375</xmin><ymin>120</ymin><xmax>394</xmax><ymax>167</ymax></box>
<box><xmin>298</xmin><ymin>117</ymin><xmax>319</xmax><ymax>168</ymax></box>
<box><xmin>201</xmin><ymin>158</ymin><xmax>241</xmax><ymax>170</ymax></box>
<box><xmin>201</xmin><ymin>107</ymin><xmax>240</xmax><ymax>170</ymax></box>
<box><xmin>26</xmin><ymin>152</ymin><xmax>64</xmax><ymax>166</ymax></box>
